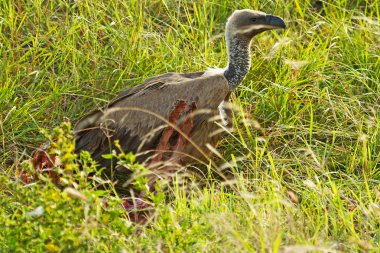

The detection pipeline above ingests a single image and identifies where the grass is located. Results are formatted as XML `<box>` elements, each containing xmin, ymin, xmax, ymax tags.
<box><xmin>1</xmin><ymin>0</ymin><xmax>379</xmax><ymax>252</ymax></box>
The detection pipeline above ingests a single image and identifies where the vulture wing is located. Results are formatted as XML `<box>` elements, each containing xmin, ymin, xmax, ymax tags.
<box><xmin>74</xmin><ymin>72</ymin><xmax>229</xmax><ymax>173</ymax></box>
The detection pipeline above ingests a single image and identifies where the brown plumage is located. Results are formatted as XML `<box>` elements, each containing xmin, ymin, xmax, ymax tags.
<box><xmin>74</xmin><ymin>10</ymin><xmax>286</xmax><ymax>194</ymax></box>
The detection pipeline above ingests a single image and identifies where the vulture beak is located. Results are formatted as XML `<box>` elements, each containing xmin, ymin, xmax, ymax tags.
<box><xmin>265</xmin><ymin>14</ymin><xmax>286</xmax><ymax>29</ymax></box>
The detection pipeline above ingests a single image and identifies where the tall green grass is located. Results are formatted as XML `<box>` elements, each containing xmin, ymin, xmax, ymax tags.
<box><xmin>1</xmin><ymin>0</ymin><xmax>379</xmax><ymax>252</ymax></box>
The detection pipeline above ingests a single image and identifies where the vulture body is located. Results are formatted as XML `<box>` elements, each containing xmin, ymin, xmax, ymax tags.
<box><xmin>74</xmin><ymin>10</ymin><xmax>286</xmax><ymax>194</ymax></box>
<box><xmin>75</xmin><ymin>72</ymin><xmax>229</xmax><ymax>191</ymax></box>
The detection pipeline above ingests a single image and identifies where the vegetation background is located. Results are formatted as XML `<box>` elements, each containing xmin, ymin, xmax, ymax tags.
<box><xmin>0</xmin><ymin>0</ymin><xmax>379</xmax><ymax>252</ymax></box>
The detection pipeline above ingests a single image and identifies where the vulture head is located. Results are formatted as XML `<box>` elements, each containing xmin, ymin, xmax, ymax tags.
<box><xmin>226</xmin><ymin>9</ymin><xmax>286</xmax><ymax>40</ymax></box>
<box><xmin>224</xmin><ymin>10</ymin><xmax>286</xmax><ymax>89</ymax></box>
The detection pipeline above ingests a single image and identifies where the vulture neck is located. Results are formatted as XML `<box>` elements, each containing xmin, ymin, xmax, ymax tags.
<box><xmin>224</xmin><ymin>35</ymin><xmax>251</xmax><ymax>90</ymax></box>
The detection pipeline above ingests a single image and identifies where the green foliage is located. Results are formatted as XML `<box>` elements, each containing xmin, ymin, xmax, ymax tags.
<box><xmin>0</xmin><ymin>0</ymin><xmax>379</xmax><ymax>252</ymax></box>
<box><xmin>0</xmin><ymin>121</ymin><xmax>140</xmax><ymax>252</ymax></box>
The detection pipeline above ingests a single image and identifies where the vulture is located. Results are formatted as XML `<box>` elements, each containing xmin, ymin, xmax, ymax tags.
<box><xmin>74</xmin><ymin>10</ymin><xmax>286</xmax><ymax>195</ymax></box>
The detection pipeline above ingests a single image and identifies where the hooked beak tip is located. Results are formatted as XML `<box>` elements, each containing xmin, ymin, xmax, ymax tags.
<box><xmin>265</xmin><ymin>14</ymin><xmax>286</xmax><ymax>29</ymax></box>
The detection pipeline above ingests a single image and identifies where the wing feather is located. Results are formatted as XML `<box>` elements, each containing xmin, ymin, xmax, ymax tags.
<box><xmin>74</xmin><ymin>71</ymin><xmax>229</xmax><ymax>170</ymax></box>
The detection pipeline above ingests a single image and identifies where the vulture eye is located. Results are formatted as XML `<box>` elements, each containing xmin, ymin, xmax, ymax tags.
<box><xmin>251</xmin><ymin>17</ymin><xmax>257</xmax><ymax>22</ymax></box>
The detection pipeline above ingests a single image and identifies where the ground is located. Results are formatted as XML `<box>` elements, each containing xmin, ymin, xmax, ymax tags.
<box><xmin>0</xmin><ymin>0</ymin><xmax>379</xmax><ymax>252</ymax></box>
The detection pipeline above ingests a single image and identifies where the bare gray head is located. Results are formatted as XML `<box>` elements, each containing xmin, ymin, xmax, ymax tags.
<box><xmin>224</xmin><ymin>10</ymin><xmax>286</xmax><ymax>89</ymax></box>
